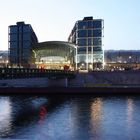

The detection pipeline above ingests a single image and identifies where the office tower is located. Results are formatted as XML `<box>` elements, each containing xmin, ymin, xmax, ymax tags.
<box><xmin>68</xmin><ymin>17</ymin><xmax>104</xmax><ymax>70</ymax></box>
<box><xmin>8</xmin><ymin>22</ymin><xmax>38</xmax><ymax>67</ymax></box>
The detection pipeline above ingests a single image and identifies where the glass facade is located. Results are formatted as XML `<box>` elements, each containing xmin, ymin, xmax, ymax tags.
<box><xmin>68</xmin><ymin>17</ymin><xmax>104</xmax><ymax>70</ymax></box>
<box><xmin>8</xmin><ymin>22</ymin><xmax>38</xmax><ymax>67</ymax></box>
<box><xmin>33</xmin><ymin>41</ymin><xmax>76</xmax><ymax>70</ymax></box>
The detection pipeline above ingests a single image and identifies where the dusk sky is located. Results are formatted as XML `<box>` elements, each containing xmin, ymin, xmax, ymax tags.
<box><xmin>0</xmin><ymin>0</ymin><xmax>140</xmax><ymax>50</ymax></box>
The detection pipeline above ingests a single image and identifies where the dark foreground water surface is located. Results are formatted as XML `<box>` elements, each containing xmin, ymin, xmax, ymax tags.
<box><xmin>0</xmin><ymin>95</ymin><xmax>140</xmax><ymax>140</ymax></box>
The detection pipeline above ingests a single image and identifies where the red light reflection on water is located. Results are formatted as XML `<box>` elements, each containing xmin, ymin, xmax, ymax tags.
<box><xmin>39</xmin><ymin>106</ymin><xmax>47</xmax><ymax>123</ymax></box>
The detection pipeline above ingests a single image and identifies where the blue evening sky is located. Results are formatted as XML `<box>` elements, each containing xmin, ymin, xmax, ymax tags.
<box><xmin>0</xmin><ymin>0</ymin><xmax>140</xmax><ymax>50</ymax></box>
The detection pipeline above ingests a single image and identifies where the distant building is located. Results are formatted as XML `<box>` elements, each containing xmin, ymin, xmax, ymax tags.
<box><xmin>104</xmin><ymin>50</ymin><xmax>140</xmax><ymax>63</ymax></box>
<box><xmin>8</xmin><ymin>22</ymin><xmax>38</xmax><ymax>67</ymax></box>
<box><xmin>0</xmin><ymin>51</ymin><xmax>8</xmax><ymax>67</ymax></box>
<box><xmin>68</xmin><ymin>17</ymin><xmax>104</xmax><ymax>70</ymax></box>
<box><xmin>104</xmin><ymin>50</ymin><xmax>140</xmax><ymax>70</ymax></box>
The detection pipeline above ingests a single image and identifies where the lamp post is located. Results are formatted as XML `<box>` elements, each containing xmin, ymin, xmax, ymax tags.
<box><xmin>6</xmin><ymin>60</ymin><xmax>9</xmax><ymax>68</ymax></box>
<box><xmin>129</xmin><ymin>56</ymin><xmax>132</xmax><ymax>69</ymax></box>
<box><xmin>129</xmin><ymin>56</ymin><xmax>132</xmax><ymax>63</ymax></box>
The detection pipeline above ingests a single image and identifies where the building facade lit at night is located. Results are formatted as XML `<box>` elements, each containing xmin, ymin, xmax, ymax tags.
<box><xmin>33</xmin><ymin>41</ymin><xmax>76</xmax><ymax>70</ymax></box>
<box><xmin>68</xmin><ymin>17</ymin><xmax>104</xmax><ymax>70</ymax></box>
<box><xmin>8</xmin><ymin>18</ymin><xmax>104</xmax><ymax>70</ymax></box>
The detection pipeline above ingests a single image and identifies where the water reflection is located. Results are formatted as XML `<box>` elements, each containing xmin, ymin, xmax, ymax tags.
<box><xmin>39</xmin><ymin>106</ymin><xmax>47</xmax><ymax>123</ymax></box>
<box><xmin>0</xmin><ymin>96</ymin><xmax>140</xmax><ymax>140</ymax></box>
<box><xmin>0</xmin><ymin>97</ymin><xmax>12</xmax><ymax>137</ymax></box>
<box><xmin>127</xmin><ymin>98</ymin><xmax>134</xmax><ymax>124</ymax></box>
<box><xmin>90</xmin><ymin>98</ymin><xmax>102</xmax><ymax>139</ymax></box>
<box><xmin>126</xmin><ymin>97</ymin><xmax>134</xmax><ymax>140</ymax></box>
<box><xmin>0</xmin><ymin>96</ymin><xmax>49</xmax><ymax>138</ymax></box>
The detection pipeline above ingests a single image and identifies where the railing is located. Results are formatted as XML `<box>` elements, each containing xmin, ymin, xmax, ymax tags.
<box><xmin>0</xmin><ymin>68</ymin><xmax>75</xmax><ymax>79</ymax></box>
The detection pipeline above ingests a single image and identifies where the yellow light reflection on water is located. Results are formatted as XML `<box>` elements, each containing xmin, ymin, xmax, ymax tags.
<box><xmin>90</xmin><ymin>98</ymin><xmax>103</xmax><ymax>135</ymax></box>
<box><xmin>127</xmin><ymin>98</ymin><xmax>133</xmax><ymax>120</ymax></box>
<box><xmin>126</xmin><ymin>98</ymin><xmax>134</xmax><ymax>128</ymax></box>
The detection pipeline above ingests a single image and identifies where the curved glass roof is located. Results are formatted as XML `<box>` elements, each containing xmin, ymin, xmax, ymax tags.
<box><xmin>33</xmin><ymin>41</ymin><xmax>75</xmax><ymax>50</ymax></box>
<box><xmin>33</xmin><ymin>41</ymin><xmax>76</xmax><ymax>58</ymax></box>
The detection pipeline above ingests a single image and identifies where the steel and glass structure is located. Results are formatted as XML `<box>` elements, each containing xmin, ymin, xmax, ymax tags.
<box><xmin>68</xmin><ymin>17</ymin><xmax>104</xmax><ymax>70</ymax></box>
<box><xmin>33</xmin><ymin>41</ymin><xmax>76</xmax><ymax>70</ymax></box>
<box><xmin>8</xmin><ymin>22</ymin><xmax>38</xmax><ymax>68</ymax></box>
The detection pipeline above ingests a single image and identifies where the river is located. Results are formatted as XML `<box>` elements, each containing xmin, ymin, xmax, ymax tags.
<box><xmin>0</xmin><ymin>95</ymin><xmax>140</xmax><ymax>140</ymax></box>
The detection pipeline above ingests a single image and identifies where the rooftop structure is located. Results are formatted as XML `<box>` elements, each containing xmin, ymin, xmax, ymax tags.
<box><xmin>0</xmin><ymin>51</ymin><xmax>8</xmax><ymax>67</ymax></box>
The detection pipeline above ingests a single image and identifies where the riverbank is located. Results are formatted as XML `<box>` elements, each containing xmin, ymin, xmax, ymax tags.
<box><xmin>0</xmin><ymin>87</ymin><xmax>140</xmax><ymax>96</ymax></box>
<box><xmin>1</xmin><ymin>70</ymin><xmax>140</xmax><ymax>88</ymax></box>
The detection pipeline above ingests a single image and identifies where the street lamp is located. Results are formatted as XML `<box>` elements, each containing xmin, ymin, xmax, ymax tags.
<box><xmin>6</xmin><ymin>60</ymin><xmax>9</xmax><ymax>68</ymax></box>
<box><xmin>129</xmin><ymin>56</ymin><xmax>132</xmax><ymax>69</ymax></box>
<box><xmin>129</xmin><ymin>56</ymin><xmax>132</xmax><ymax>63</ymax></box>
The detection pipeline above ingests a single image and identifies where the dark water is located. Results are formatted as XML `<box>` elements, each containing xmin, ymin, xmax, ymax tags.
<box><xmin>0</xmin><ymin>95</ymin><xmax>140</xmax><ymax>140</ymax></box>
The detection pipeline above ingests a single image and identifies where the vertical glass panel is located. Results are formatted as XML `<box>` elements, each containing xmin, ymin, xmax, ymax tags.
<box><xmin>78</xmin><ymin>30</ymin><xmax>87</xmax><ymax>37</ymax></box>
<box><xmin>23</xmin><ymin>41</ymin><xmax>30</xmax><ymax>48</ymax></box>
<box><xmin>23</xmin><ymin>33</ymin><xmax>30</xmax><ymax>40</ymax></box>
<box><xmin>88</xmin><ymin>38</ymin><xmax>92</xmax><ymax>46</ymax></box>
<box><xmin>93</xmin><ymin>29</ymin><xmax>102</xmax><ymax>37</ymax></box>
<box><xmin>10</xmin><ymin>34</ymin><xmax>17</xmax><ymax>41</ymax></box>
<box><xmin>87</xmin><ymin>21</ymin><xmax>93</xmax><ymax>28</ymax></box>
<box><xmin>18</xmin><ymin>26</ymin><xmax>23</xmax><ymax>33</ymax></box>
<box><xmin>93</xmin><ymin>38</ymin><xmax>102</xmax><ymax>46</ymax></box>
<box><xmin>88</xmin><ymin>47</ymin><xmax>92</xmax><ymax>52</ymax></box>
<box><xmin>77</xmin><ymin>39</ymin><xmax>87</xmax><ymax>46</ymax></box>
<box><xmin>77</xmin><ymin>47</ymin><xmax>87</xmax><ymax>54</ymax></box>
<box><xmin>10</xmin><ymin>27</ymin><xmax>17</xmax><ymax>33</ymax></box>
<box><xmin>18</xmin><ymin>34</ymin><xmax>22</xmax><ymax>41</ymax></box>
<box><xmin>93</xmin><ymin>20</ymin><xmax>102</xmax><ymax>28</ymax></box>
<box><xmin>78</xmin><ymin>21</ymin><xmax>87</xmax><ymax>29</ymax></box>
<box><xmin>88</xmin><ymin>30</ymin><xmax>92</xmax><ymax>37</ymax></box>
<box><xmin>88</xmin><ymin>54</ymin><xmax>92</xmax><ymax>62</ymax></box>
<box><xmin>10</xmin><ymin>42</ymin><xmax>17</xmax><ymax>48</ymax></box>
<box><xmin>22</xmin><ymin>49</ymin><xmax>30</xmax><ymax>58</ymax></box>
<box><xmin>10</xmin><ymin>49</ymin><xmax>17</xmax><ymax>56</ymax></box>
<box><xmin>93</xmin><ymin>47</ymin><xmax>102</xmax><ymax>51</ymax></box>
<box><xmin>77</xmin><ymin>54</ymin><xmax>86</xmax><ymax>63</ymax></box>
<box><xmin>23</xmin><ymin>26</ymin><xmax>30</xmax><ymax>32</ymax></box>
